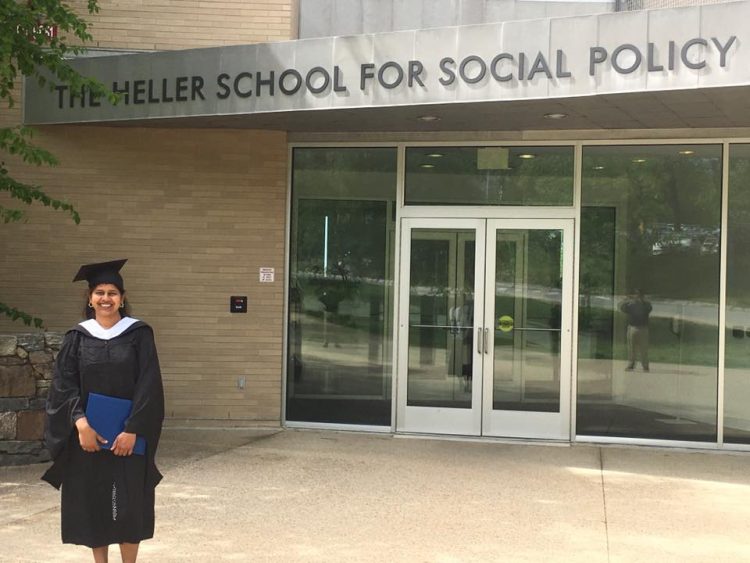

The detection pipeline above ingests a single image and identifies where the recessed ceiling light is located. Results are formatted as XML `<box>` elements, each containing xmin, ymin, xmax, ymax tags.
<box><xmin>426</xmin><ymin>152</ymin><xmax>444</xmax><ymax>158</ymax></box>
<box><xmin>543</xmin><ymin>112</ymin><xmax>568</xmax><ymax>120</ymax></box>
<box><xmin>518</xmin><ymin>153</ymin><xmax>535</xmax><ymax>159</ymax></box>
<box><xmin>593</xmin><ymin>166</ymin><xmax>605</xmax><ymax>171</ymax></box>
<box><xmin>417</xmin><ymin>115</ymin><xmax>440</xmax><ymax>122</ymax></box>
<box><xmin>679</xmin><ymin>150</ymin><xmax>695</xmax><ymax>155</ymax></box>
<box><xmin>632</xmin><ymin>158</ymin><xmax>646</xmax><ymax>163</ymax></box>
<box><xmin>420</xmin><ymin>163</ymin><xmax>435</xmax><ymax>169</ymax></box>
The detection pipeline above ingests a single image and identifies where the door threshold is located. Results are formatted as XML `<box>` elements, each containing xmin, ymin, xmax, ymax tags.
<box><xmin>394</xmin><ymin>432</ymin><xmax>571</xmax><ymax>447</ymax></box>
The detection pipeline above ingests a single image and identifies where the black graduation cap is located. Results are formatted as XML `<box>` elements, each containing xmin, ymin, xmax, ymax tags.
<box><xmin>72</xmin><ymin>259</ymin><xmax>128</xmax><ymax>289</ymax></box>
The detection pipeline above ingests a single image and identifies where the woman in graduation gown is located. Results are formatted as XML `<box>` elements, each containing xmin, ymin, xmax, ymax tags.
<box><xmin>42</xmin><ymin>259</ymin><xmax>164</xmax><ymax>563</ymax></box>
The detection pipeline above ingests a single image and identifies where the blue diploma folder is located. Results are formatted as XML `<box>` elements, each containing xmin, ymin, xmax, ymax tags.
<box><xmin>85</xmin><ymin>392</ymin><xmax>146</xmax><ymax>455</ymax></box>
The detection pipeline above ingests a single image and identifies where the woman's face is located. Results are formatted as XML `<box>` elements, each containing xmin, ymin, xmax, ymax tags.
<box><xmin>90</xmin><ymin>284</ymin><xmax>123</xmax><ymax>322</ymax></box>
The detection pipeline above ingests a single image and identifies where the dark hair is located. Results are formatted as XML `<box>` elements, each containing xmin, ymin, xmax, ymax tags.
<box><xmin>82</xmin><ymin>284</ymin><xmax>132</xmax><ymax>320</ymax></box>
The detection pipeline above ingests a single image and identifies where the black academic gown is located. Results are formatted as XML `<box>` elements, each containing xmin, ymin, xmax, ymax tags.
<box><xmin>42</xmin><ymin>319</ymin><xmax>164</xmax><ymax>548</ymax></box>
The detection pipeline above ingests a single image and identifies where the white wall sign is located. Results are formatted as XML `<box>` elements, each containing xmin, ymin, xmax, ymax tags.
<box><xmin>259</xmin><ymin>267</ymin><xmax>275</xmax><ymax>283</ymax></box>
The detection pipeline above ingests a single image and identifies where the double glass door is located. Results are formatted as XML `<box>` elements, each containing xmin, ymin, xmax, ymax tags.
<box><xmin>396</xmin><ymin>218</ymin><xmax>573</xmax><ymax>439</ymax></box>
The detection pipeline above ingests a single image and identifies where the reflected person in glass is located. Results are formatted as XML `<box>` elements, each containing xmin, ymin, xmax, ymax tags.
<box><xmin>449</xmin><ymin>295</ymin><xmax>474</xmax><ymax>390</ymax></box>
<box><xmin>620</xmin><ymin>289</ymin><xmax>652</xmax><ymax>372</ymax></box>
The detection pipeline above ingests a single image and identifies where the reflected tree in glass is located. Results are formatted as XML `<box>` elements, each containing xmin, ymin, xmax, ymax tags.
<box><xmin>578</xmin><ymin>145</ymin><xmax>721</xmax><ymax>441</ymax></box>
<box><xmin>725</xmin><ymin>145</ymin><xmax>750</xmax><ymax>443</ymax></box>
<box><xmin>405</xmin><ymin>146</ymin><xmax>574</xmax><ymax>206</ymax></box>
<box><xmin>287</xmin><ymin>148</ymin><xmax>397</xmax><ymax>425</ymax></box>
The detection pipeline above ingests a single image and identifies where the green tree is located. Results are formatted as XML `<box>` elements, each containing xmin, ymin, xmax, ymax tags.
<box><xmin>1</xmin><ymin>0</ymin><xmax>115</xmax><ymax>327</ymax></box>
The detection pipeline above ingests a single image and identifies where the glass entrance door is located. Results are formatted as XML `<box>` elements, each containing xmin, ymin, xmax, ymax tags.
<box><xmin>397</xmin><ymin>218</ymin><xmax>573</xmax><ymax>439</ymax></box>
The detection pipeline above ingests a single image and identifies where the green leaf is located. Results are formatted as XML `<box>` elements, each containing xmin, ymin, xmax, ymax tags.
<box><xmin>0</xmin><ymin>156</ymin><xmax>79</xmax><ymax>222</ymax></box>
<box><xmin>0</xmin><ymin>205</ymin><xmax>26</xmax><ymax>223</ymax></box>
<box><xmin>0</xmin><ymin>302</ymin><xmax>45</xmax><ymax>329</ymax></box>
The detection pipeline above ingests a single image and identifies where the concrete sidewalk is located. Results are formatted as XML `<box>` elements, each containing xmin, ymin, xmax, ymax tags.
<box><xmin>2</xmin><ymin>429</ymin><xmax>750</xmax><ymax>562</ymax></box>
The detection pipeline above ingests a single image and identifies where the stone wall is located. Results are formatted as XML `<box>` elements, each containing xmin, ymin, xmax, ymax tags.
<box><xmin>0</xmin><ymin>332</ymin><xmax>62</xmax><ymax>465</ymax></box>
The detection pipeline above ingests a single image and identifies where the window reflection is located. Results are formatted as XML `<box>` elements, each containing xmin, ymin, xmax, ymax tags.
<box><xmin>287</xmin><ymin>148</ymin><xmax>397</xmax><ymax>425</ymax></box>
<box><xmin>725</xmin><ymin>144</ymin><xmax>750</xmax><ymax>443</ymax></box>
<box><xmin>405</xmin><ymin>146</ymin><xmax>574</xmax><ymax>206</ymax></box>
<box><xmin>578</xmin><ymin>145</ymin><xmax>722</xmax><ymax>441</ymax></box>
<box><xmin>407</xmin><ymin>231</ymin><xmax>475</xmax><ymax>408</ymax></box>
<box><xmin>493</xmin><ymin>230</ymin><xmax>563</xmax><ymax>413</ymax></box>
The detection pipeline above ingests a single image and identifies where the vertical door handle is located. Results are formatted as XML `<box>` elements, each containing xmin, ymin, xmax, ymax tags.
<box><xmin>484</xmin><ymin>328</ymin><xmax>489</xmax><ymax>354</ymax></box>
<box><xmin>477</xmin><ymin>328</ymin><xmax>483</xmax><ymax>354</ymax></box>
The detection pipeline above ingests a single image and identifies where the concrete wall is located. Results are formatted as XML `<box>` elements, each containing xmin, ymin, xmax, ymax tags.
<box><xmin>0</xmin><ymin>127</ymin><xmax>288</xmax><ymax>425</ymax></box>
<box><xmin>298</xmin><ymin>0</ymin><xmax>614</xmax><ymax>38</ymax></box>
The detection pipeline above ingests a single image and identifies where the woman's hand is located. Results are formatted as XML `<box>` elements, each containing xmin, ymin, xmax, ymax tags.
<box><xmin>75</xmin><ymin>417</ymin><xmax>107</xmax><ymax>453</ymax></box>
<box><xmin>111</xmin><ymin>432</ymin><xmax>136</xmax><ymax>456</ymax></box>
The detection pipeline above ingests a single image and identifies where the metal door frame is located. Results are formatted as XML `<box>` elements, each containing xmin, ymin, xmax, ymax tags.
<box><xmin>396</xmin><ymin>217</ymin><xmax>487</xmax><ymax>435</ymax></box>
<box><xmin>482</xmin><ymin>218</ymin><xmax>575</xmax><ymax>440</ymax></box>
<box><xmin>396</xmin><ymin>216</ymin><xmax>575</xmax><ymax>439</ymax></box>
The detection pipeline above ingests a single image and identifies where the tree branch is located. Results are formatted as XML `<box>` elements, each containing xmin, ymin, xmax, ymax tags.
<box><xmin>0</xmin><ymin>0</ymin><xmax>105</xmax><ymax>326</ymax></box>
<box><xmin>0</xmin><ymin>302</ymin><xmax>45</xmax><ymax>329</ymax></box>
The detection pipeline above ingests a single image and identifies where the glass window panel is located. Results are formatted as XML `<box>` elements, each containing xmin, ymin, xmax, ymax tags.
<box><xmin>407</xmin><ymin>230</ymin><xmax>475</xmax><ymax>408</ymax></box>
<box><xmin>725</xmin><ymin>144</ymin><xmax>750</xmax><ymax>443</ymax></box>
<box><xmin>578</xmin><ymin>145</ymin><xmax>722</xmax><ymax>442</ymax></box>
<box><xmin>287</xmin><ymin>148</ymin><xmax>397</xmax><ymax>425</ymax></box>
<box><xmin>493</xmin><ymin>230</ymin><xmax>562</xmax><ymax>413</ymax></box>
<box><xmin>405</xmin><ymin>146</ymin><xmax>574</xmax><ymax>206</ymax></box>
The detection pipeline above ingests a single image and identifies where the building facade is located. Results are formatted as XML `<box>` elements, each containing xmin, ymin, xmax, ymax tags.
<box><xmin>3</xmin><ymin>0</ymin><xmax>750</xmax><ymax>448</ymax></box>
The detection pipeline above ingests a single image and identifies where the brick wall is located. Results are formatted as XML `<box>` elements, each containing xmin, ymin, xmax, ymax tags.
<box><xmin>68</xmin><ymin>0</ymin><xmax>299</xmax><ymax>50</ymax></box>
<box><xmin>0</xmin><ymin>80</ymin><xmax>22</xmax><ymax>129</ymax></box>
<box><xmin>0</xmin><ymin>126</ymin><xmax>288</xmax><ymax>425</ymax></box>
<box><xmin>2</xmin><ymin>1</ymin><xmax>293</xmax><ymax>426</ymax></box>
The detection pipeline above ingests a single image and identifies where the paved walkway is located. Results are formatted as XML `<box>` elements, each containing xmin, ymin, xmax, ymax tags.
<box><xmin>2</xmin><ymin>429</ymin><xmax>750</xmax><ymax>562</ymax></box>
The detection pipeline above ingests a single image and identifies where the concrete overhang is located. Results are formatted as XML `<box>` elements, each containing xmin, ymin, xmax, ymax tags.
<box><xmin>71</xmin><ymin>86</ymin><xmax>750</xmax><ymax>132</ymax></box>
<box><xmin>23</xmin><ymin>1</ymin><xmax>750</xmax><ymax>133</ymax></box>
